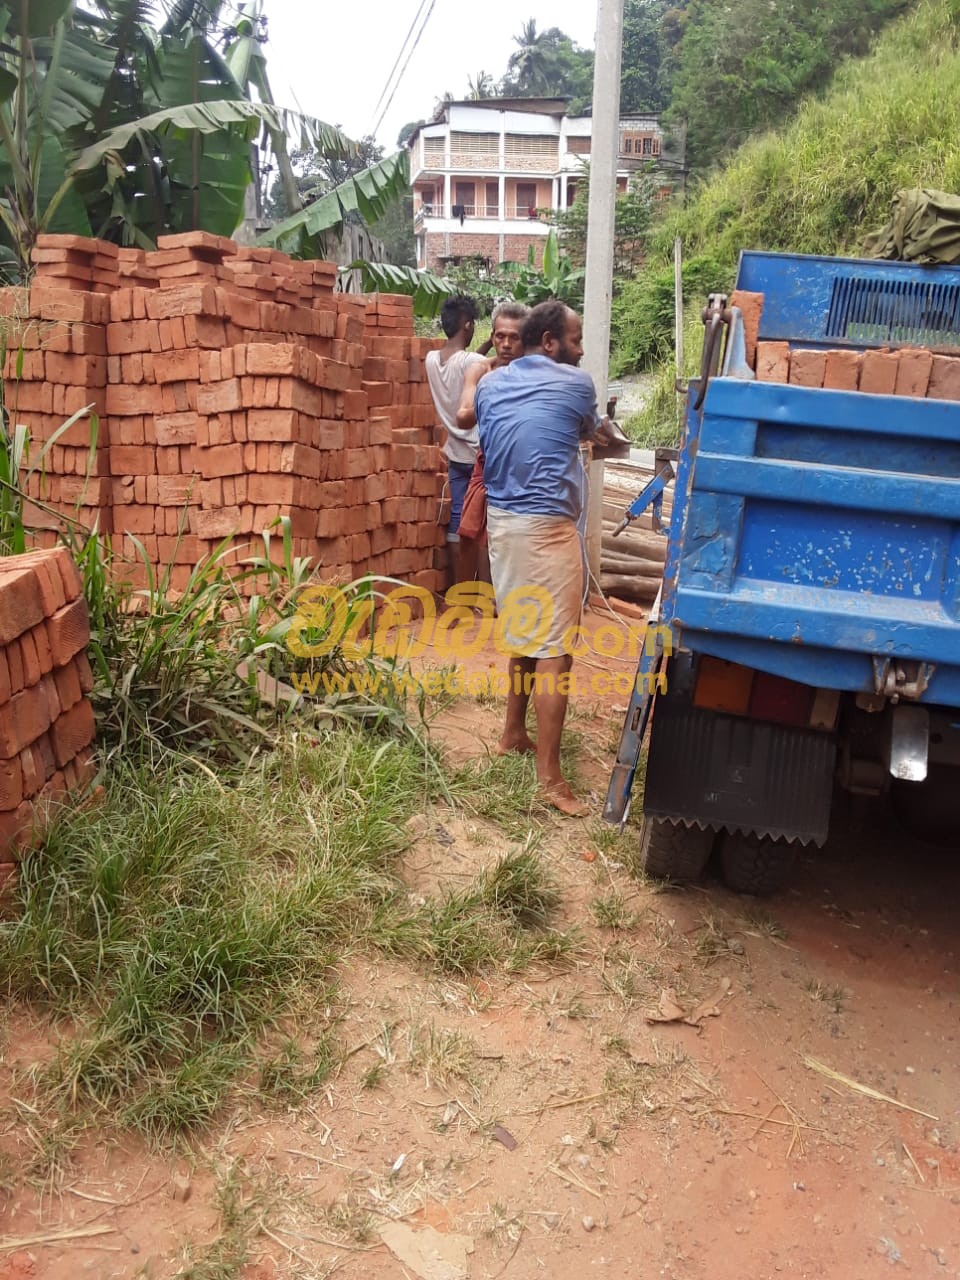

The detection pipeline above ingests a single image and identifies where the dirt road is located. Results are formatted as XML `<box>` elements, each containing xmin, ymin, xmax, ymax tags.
<box><xmin>1</xmin><ymin>616</ymin><xmax>958</xmax><ymax>1280</ymax></box>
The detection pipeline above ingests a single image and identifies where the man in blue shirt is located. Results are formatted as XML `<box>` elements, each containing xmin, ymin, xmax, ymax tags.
<box><xmin>476</xmin><ymin>300</ymin><xmax>611</xmax><ymax>817</ymax></box>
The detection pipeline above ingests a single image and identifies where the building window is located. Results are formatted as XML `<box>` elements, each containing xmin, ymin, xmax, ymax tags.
<box><xmin>505</xmin><ymin>133</ymin><xmax>557</xmax><ymax>160</ymax></box>
<box><xmin>424</xmin><ymin>136</ymin><xmax>445</xmax><ymax>156</ymax></box>
<box><xmin>450</xmin><ymin>131</ymin><xmax>499</xmax><ymax>154</ymax></box>
<box><xmin>620</xmin><ymin>131</ymin><xmax>661</xmax><ymax>157</ymax></box>
<box><xmin>566</xmin><ymin>136</ymin><xmax>591</xmax><ymax>155</ymax></box>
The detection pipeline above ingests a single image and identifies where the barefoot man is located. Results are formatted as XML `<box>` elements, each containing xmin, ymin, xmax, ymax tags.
<box><xmin>454</xmin><ymin>302</ymin><xmax>529</xmax><ymax>564</ymax></box>
<box><xmin>475</xmin><ymin>300</ymin><xmax>613</xmax><ymax>817</ymax></box>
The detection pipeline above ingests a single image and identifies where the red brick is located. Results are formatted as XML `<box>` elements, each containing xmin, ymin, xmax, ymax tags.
<box><xmin>155</xmin><ymin>412</ymin><xmax>199</xmax><ymax>446</ymax></box>
<box><xmin>0</xmin><ymin>567</ymin><xmax>44</xmax><ymax>644</ymax></box>
<box><xmin>54</xmin><ymin>659</ymin><xmax>83</xmax><ymax>713</ymax></box>
<box><xmin>33</xmin><ymin>289</ymin><xmax>109</xmax><ymax>325</ymax></box>
<box><xmin>0</xmin><ymin>757</ymin><xmax>23</xmax><ymax>811</ymax></box>
<box><xmin>50</xmin><ymin>547</ymin><xmax>83</xmax><ymax>602</ymax></box>
<box><xmin>152</xmin><ymin>348</ymin><xmax>201</xmax><ymax>384</ymax></box>
<box><xmin>106</xmin><ymin>320</ymin><xmax>161</xmax><ymax>355</ymax></box>
<box><xmin>895</xmin><ymin>348</ymin><xmax>933</xmax><ymax>398</ymax></box>
<box><xmin>146</xmin><ymin>283</ymin><xmax>219</xmax><ymax>320</ymax></box>
<box><xmin>19</xmin><ymin>631</ymin><xmax>42</xmax><ymax>688</ymax></box>
<box><xmin>157</xmin><ymin>475</ymin><xmax>197</xmax><ymax>506</ymax></box>
<box><xmin>200</xmin><ymin>444</ymin><xmax>244</xmax><ymax>478</ymax></box>
<box><xmin>247</xmin><ymin>474</ymin><xmax>297</xmax><ymax>505</ymax></box>
<box><xmin>0</xmin><ymin>683</ymin><xmax>53</xmax><ymax>757</ymax></box>
<box><xmin>859</xmin><ymin>349</ymin><xmax>900</xmax><ymax>396</ymax></box>
<box><xmin>193</xmin><ymin>507</ymin><xmax>242</xmax><ymax>539</ymax></box>
<box><xmin>787</xmin><ymin>349</ymin><xmax>826</xmax><ymax>389</ymax></box>
<box><xmin>196</xmin><ymin>378</ymin><xmax>242</xmax><ymax>414</ymax></box>
<box><xmin>823</xmin><ymin>349</ymin><xmax>861</xmax><ymax>391</ymax></box>
<box><xmin>156</xmin><ymin>231</ymin><xmax>235</xmax><ymax>255</ymax></box>
<box><xmin>46</xmin><ymin>597</ymin><xmax>90</xmax><ymax>666</ymax></box>
<box><xmin>75</xmin><ymin>651</ymin><xmax>94</xmax><ymax>694</ymax></box>
<box><xmin>755</xmin><ymin>342</ymin><xmax>791</xmax><ymax>384</ymax></box>
<box><xmin>0</xmin><ymin>803</ymin><xmax>34</xmax><ymax>857</ymax></box>
<box><xmin>110</xmin><ymin>445</ymin><xmax>156</xmax><ymax>474</ymax></box>
<box><xmin>730</xmin><ymin>290</ymin><xmax>764</xmax><ymax>369</ymax></box>
<box><xmin>40</xmin><ymin>673</ymin><xmax>61</xmax><ymax>723</ymax></box>
<box><xmin>51</xmin><ymin>699</ymin><xmax>95</xmax><ymax>768</ymax></box>
<box><xmin>927</xmin><ymin>354</ymin><xmax>960</xmax><ymax>401</ymax></box>
<box><xmin>20</xmin><ymin>742</ymin><xmax>43</xmax><ymax>799</ymax></box>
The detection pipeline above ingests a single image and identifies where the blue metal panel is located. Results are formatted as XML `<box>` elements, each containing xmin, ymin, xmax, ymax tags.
<box><xmin>675</xmin><ymin>375</ymin><xmax>960</xmax><ymax>708</ymax></box>
<box><xmin>734</xmin><ymin>251</ymin><xmax>960</xmax><ymax>349</ymax></box>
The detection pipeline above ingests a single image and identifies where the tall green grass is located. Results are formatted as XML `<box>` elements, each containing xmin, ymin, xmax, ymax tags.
<box><xmin>614</xmin><ymin>0</ymin><xmax>960</xmax><ymax>371</ymax></box>
<box><xmin>1</xmin><ymin>735</ymin><xmax>426</xmax><ymax>1141</ymax></box>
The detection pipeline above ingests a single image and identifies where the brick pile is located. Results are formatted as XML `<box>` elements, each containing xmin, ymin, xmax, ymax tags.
<box><xmin>2</xmin><ymin>233</ymin><xmax>449</xmax><ymax>595</ymax></box>
<box><xmin>361</xmin><ymin>294</ymin><xmax>447</xmax><ymax>592</ymax></box>
<box><xmin>0</xmin><ymin>547</ymin><xmax>96</xmax><ymax>902</ymax></box>
<box><xmin>733</xmin><ymin>289</ymin><xmax>960</xmax><ymax>400</ymax></box>
<box><xmin>1</xmin><ymin>287</ymin><xmax>111</xmax><ymax>534</ymax></box>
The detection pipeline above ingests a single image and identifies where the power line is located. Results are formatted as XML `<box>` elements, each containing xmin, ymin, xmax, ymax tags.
<box><xmin>369</xmin><ymin>0</ymin><xmax>431</xmax><ymax>132</ymax></box>
<box><xmin>371</xmin><ymin>0</ymin><xmax>436</xmax><ymax>143</ymax></box>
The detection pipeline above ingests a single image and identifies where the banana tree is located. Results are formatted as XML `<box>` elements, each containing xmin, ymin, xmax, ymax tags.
<box><xmin>0</xmin><ymin>0</ymin><xmax>450</xmax><ymax>315</ymax></box>
<box><xmin>0</xmin><ymin>0</ymin><xmax>357</xmax><ymax>272</ymax></box>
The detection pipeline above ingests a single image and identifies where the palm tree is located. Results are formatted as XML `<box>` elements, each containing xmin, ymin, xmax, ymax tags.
<box><xmin>467</xmin><ymin>71</ymin><xmax>494</xmax><ymax>100</ymax></box>
<box><xmin>506</xmin><ymin>19</ymin><xmax>556</xmax><ymax>96</ymax></box>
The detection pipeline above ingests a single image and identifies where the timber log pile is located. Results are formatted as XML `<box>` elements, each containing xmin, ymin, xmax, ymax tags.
<box><xmin>600</xmin><ymin>456</ymin><xmax>671</xmax><ymax>605</ymax></box>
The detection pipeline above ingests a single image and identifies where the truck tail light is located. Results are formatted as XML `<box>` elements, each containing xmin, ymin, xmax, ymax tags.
<box><xmin>748</xmin><ymin>672</ymin><xmax>814</xmax><ymax>727</ymax></box>
<box><xmin>693</xmin><ymin>656</ymin><xmax>753</xmax><ymax>715</ymax></box>
<box><xmin>694</xmin><ymin>656</ymin><xmax>830</xmax><ymax>730</ymax></box>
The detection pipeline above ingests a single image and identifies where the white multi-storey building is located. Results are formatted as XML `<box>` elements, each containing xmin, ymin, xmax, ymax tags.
<box><xmin>407</xmin><ymin>96</ymin><xmax>682</xmax><ymax>272</ymax></box>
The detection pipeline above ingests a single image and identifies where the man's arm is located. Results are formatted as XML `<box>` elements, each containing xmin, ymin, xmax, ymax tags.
<box><xmin>456</xmin><ymin>359</ymin><xmax>492</xmax><ymax>430</ymax></box>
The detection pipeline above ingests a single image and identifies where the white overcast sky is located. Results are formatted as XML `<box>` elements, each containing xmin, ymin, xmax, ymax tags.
<box><xmin>262</xmin><ymin>0</ymin><xmax>600</xmax><ymax>152</ymax></box>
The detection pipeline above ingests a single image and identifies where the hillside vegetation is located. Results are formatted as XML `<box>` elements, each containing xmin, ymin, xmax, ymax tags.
<box><xmin>613</xmin><ymin>0</ymin><xmax>960</xmax><ymax>373</ymax></box>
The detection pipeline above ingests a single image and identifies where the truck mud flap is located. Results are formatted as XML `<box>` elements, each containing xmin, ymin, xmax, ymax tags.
<box><xmin>644</xmin><ymin>698</ymin><xmax>837</xmax><ymax>847</ymax></box>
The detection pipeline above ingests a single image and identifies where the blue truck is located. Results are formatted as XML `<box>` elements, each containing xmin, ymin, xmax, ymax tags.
<box><xmin>604</xmin><ymin>249</ymin><xmax>960</xmax><ymax>894</ymax></box>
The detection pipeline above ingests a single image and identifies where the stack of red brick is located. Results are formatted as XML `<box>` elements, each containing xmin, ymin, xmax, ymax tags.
<box><xmin>0</xmin><ymin>548</ymin><xmax>96</xmax><ymax>901</ymax></box>
<box><xmin>2</xmin><ymin>233</ymin><xmax>448</xmax><ymax>595</ymax></box>
<box><xmin>732</xmin><ymin>289</ymin><xmax>960</xmax><ymax>398</ymax></box>
<box><xmin>361</xmin><ymin>294</ymin><xmax>447</xmax><ymax>590</ymax></box>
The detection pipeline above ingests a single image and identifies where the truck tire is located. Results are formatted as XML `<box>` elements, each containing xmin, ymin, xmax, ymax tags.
<box><xmin>718</xmin><ymin>832</ymin><xmax>797</xmax><ymax>896</ymax></box>
<box><xmin>638</xmin><ymin>816</ymin><xmax>715</xmax><ymax>882</ymax></box>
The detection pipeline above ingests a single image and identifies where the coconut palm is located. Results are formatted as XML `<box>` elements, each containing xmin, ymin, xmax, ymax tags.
<box><xmin>467</xmin><ymin>70</ymin><xmax>494</xmax><ymax>99</ymax></box>
<box><xmin>506</xmin><ymin>19</ymin><xmax>556</xmax><ymax>95</ymax></box>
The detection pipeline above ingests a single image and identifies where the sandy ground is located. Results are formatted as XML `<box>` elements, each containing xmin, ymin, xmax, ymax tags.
<box><xmin>1</xmin><ymin>607</ymin><xmax>958</xmax><ymax>1280</ymax></box>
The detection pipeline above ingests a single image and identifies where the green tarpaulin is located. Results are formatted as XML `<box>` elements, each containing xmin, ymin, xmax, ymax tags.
<box><xmin>864</xmin><ymin>188</ymin><xmax>960</xmax><ymax>264</ymax></box>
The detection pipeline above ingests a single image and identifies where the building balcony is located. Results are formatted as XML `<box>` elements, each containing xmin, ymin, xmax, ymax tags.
<box><xmin>416</xmin><ymin>204</ymin><xmax>517</xmax><ymax>223</ymax></box>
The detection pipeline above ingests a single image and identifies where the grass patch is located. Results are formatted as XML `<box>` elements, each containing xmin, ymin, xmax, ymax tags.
<box><xmin>407</xmin><ymin>1019</ymin><xmax>477</xmax><ymax>1090</ymax></box>
<box><xmin>591</xmin><ymin>890</ymin><xmax>639</xmax><ymax>931</ymax></box>
<box><xmin>381</xmin><ymin>848</ymin><xmax>575</xmax><ymax>977</ymax></box>
<box><xmin>0</xmin><ymin>731</ymin><xmax>427</xmax><ymax>1143</ymax></box>
<box><xmin>693</xmin><ymin>914</ymin><xmax>731</xmax><ymax>964</ymax></box>
<box><xmin>447</xmin><ymin>753</ymin><xmax>541</xmax><ymax>840</ymax></box>
<box><xmin>176</xmin><ymin>1159</ymin><xmax>260</xmax><ymax>1279</ymax></box>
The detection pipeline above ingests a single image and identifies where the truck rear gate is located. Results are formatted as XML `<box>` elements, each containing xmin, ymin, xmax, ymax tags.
<box><xmin>605</xmin><ymin>250</ymin><xmax>960</xmax><ymax>892</ymax></box>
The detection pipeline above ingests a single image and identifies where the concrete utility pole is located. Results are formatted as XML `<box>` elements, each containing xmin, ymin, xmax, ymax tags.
<box><xmin>581</xmin><ymin>0</ymin><xmax>625</xmax><ymax>585</ymax></box>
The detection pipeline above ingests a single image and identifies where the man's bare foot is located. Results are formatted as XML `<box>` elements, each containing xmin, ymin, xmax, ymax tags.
<box><xmin>539</xmin><ymin>781</ymin><xmax>589</xmax><ymax>817</ymax></box>
<box><xmin>496</xmin><ymin>733</ymin><xmax>536</xmax><ymax>756</ymax></box>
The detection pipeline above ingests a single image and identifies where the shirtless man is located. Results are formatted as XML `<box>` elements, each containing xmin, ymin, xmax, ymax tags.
<box><xmin>454</xmin><ymin>302</ymin><xmax>529</xmax><ymax>576</ymax></box>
